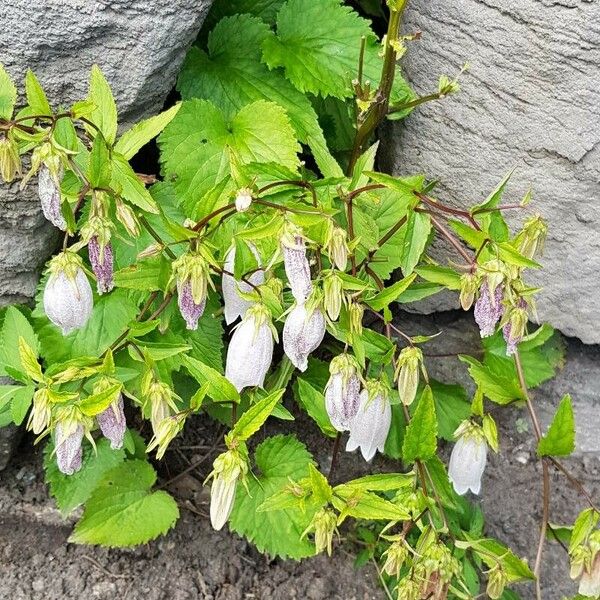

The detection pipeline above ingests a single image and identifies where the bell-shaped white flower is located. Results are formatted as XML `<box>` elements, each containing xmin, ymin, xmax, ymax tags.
<box><xmin>448</xmin><ymin>422</ymin><xmax>488</xmax><ymax>495</ymax></box>
<box><xmin>222</xmin><ymin>245</ymin><xmax>265</xmax><ymax>325</ymax></box>
<box><xmin>234</xmin><ymin>187</ymin><xmax>253</xmax><ymax>213</ymax></box>
<box><xmin>97</xmin><ymin>395</ymin><xmax>126</xmax><ymax>450</ymax></box>
<box><xmin>325</xmin><ymin>354</ymin><xmax>361</xmax><ymax>432</ymax></box>
<box><xmin>225</xmin><ymin>304</ymin><xmax>275</xmax><ymax>392</ymax></box>
<box><xmin>54</xmin><ymin>409</ymin><xmax>87</xmax><ymax>476</ymax></box>
<box><xmin>579</xmin><ymin>554</ymin><xmax>600</xmax><ymax>597</ymax></box>
<box><xmin>281</xmin><ymin>227</ymin><xmax>312</xmax><ymax>304</ymax></box>
<box><xmin>346</xmin><ymin>381</ymin><xmax>391</xmax><ymax>461</ymax></box>
<box><xmin>43</xmin><ymin>252</ymin><xmax>93</xmax><ymax>335</ymax></box>
<box><xmin>38</xmin><ymin>164</ymin><xmax>67</xmax><ymax>230</ymax></box>
<box><xmin>283</xmin><ymin>300</ymin><xmax>326</xmax><ymax>372</ymax></box>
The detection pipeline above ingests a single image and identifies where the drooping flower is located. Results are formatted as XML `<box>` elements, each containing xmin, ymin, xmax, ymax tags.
<box><xmin>515</xmin><ymin>215</ymin><xmax>548</xmax><ymax>260</ymax></box>
<box><xmin>325</xmin><ymin>225</ymin><xmax>349</xmax><ymax>272</ymax></box>
<box><xmin>222</xmin><ymin>245</ymin><xmax>265</xmax><ymax>325</ymax></box>
<box><xmin>147</xmin><ymin>413</ymin><xmax>185</xmax><ymax>460</ymax></box>
<box><xmin>0</xmin><ymin>134</ymin><xmax>21</xmax><ymax>183</ymax></box>
<box><xmin>208</xmin><ymin>447</ymin><xmax>249</xmax><ymax>531</ymax></box>
<box><xmin>38</xmin><ymin>164</ymin><xmax>67</xmax><ymax>230</ymax></box>
<box><xmin>282</xmin><ymin>298</ymin><xmax>326</xmax><ymax>372</ymax></box>
<box><xmin>79</xmin><ymin>204</ymin><xmax>115</xmax><ymax>295</ymax></box>
<box><xmin>53</xmin><ymin>407</ymin><xmax>91</xmax><ymax>476</ymax></box>
<box><xmin>171</xmin><ymin>250</ymin><xmax>216</xmax><ymax>330</ymax></box>
<box><xmin>395</xmin><ymin>346</ymin><xmax>423</xmax><ymax>406</ymax></box>
<box><xmin>346</xmin><ymin>380</ymin><xmax>391</xmax><ymax>461</ymax></box>
<box><xmin>486</xmin><ymin>565</ymin><xmax>508</xmax><ymax>599</ymax></box>
<box><xmin>88</xmin><ymin>235</ymin><xmax>114</xmax><ymax>294</ymax></box>
<box><xmin>281</xmin><ymin>225</ymin><xmax>312</xmax><ymax>304</ymax></box>
<box><xmin>26</xmin><ymin>388</ymin><xmax>51</xmax><ymax>435</ymax></box>
<box><xmin>474</xmin><ymin>282</ymin><xmax>504</xmax><ymax>338</ymax></box>
<box><xmin>143</xmin><ymin>376</ymin><xmax>180</xmax><ymax>435</ymax></box>
<box><xmin>578</xmin><ymin>551</ymin><xmax>600</xmax><ymax>597</ymax></box>
<box><xmin>115</xmin><ymin>198</ymin><xmax>140</xmax><ymax>237</ymax></box>
<box><xmin>459</xmin><ymin>272</ymin><xmax>479</xmax><ymax>311</ymax></box>
<box><xmin>43</xmin><ymin>251</ymin><xmax>93</xmax><ymax>335</ymax></box>
<box><xmin>448</xmin><ymin>421</ymin><xmax>488</xmax><ymax>495</ymax></box>
<box><xmin>225</xmin><ymin>303</ymin><xmax>275</xmax><ymax>392</ymax></box>
<box><xmin>502</xmin><ymin>299</ymin><xmax>528</xmax><ymax>356</ymax></box>
<box><xmin>325</xmin><ymin>354</ymin><xmax>361</xmax><ymax>431</ymax></box>
<box><xmin>322</xmin><ymin>270</ymin><xmax>343</xmax><ymax>321</ymax></box>
<box><xmin>97</xmin><ymin>394</ymin><xmax>126</xmax><ymax>450</ymax></box>
<box><xmin>234</xmin><ymin>187</ymin><xmax>253</xmax><ymax>212</ymax></box>
<box><xmin>301</xmin><ymin>507</ymin><xmax>338</xmax><ymax>556</ymax></box>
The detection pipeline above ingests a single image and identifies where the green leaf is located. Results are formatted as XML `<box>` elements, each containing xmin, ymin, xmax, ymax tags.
<box><xmin>88</xmin><ymin>133</ymin><xmax>112</xmax><ymax>189</ymax></box>
<box><xmin>233</xmin><ymin>237</ymin><xmax>259</xmax><ymax>280</ymax></box>
<box><xmin>78</xmin><ymin>384</ymin><xmax>122</xmax><ymax>417</ymax></box>
<box><xmin>229</xmin><ymin>434</ymin><xmax>317</xmax><ymax>559</ymax></box>
<box><xmin>337</xmin><ymin>472</ymin><xmax>414</xmax><ymax>493</ymax></box>
<box><xmin>431</xmin><ymin>380</ymin><xmax>470</xmax><ymax>442</ymax></box>
<box><xmin>459</xmin><ymin>355</ymin><xmax>525</xmax><ymax>405</ymax></box>
<box><xmin>448</xmin><ymin>219</ymin><xmax>488</xmax><ymax>250</ymax></box>
<box><xmin>0</xmin><ymin>306</ymin><xmax>39</xmax><ymax>377</ymax></box>
<box><xmin>207</xmin><ymin>0</ymin><xmax>285</xmax><ymax>25</ymax></box>
<box><xmin>25</xmin><ymin>69</ymin><xmax>51</xmax><ymax>114</ymax></box>
<box><xmin>114</xmin><ymin>104</ymin><xmax>181</xmax><ymax>160</ymax></box>
<box><xmin>402</xmin><ymin>385</ymin><xmax>437</xmax><ymax>463</ymax></box>
<box><xmin>86</xmin><ymin>65</ymin><xmax>118</xmax><ymax>144</ymax></box>
<box><xmin>44</xmin><ymin>438</ymin><xmax>126</xmax><ymax>516</ymax></box>
<box><xmin>113</xmin><ymin>257</ymin><xmax>171</xmax><ymax>292</ymax></box>
<box><xmin>537</xmin><ymin>395</ymin><xmax>575</xmax><ymax>457</ymax></box>
<box><xmin>294</xmin><ymin>377</ymin><xmax>337</xmax><ymax>438</ymax></box>
<box><xmin>111</xmin><ymin>153</ymin><xmax>159</xmax><ymax>213</ymax></box>
<box><xmin>333</xmin><ymin>488</ymin><xmax>410</xmax><ymax>522</ymax></box>
<box><xmin>9</xmin><ymin>385</ymin><xmax>35</xmax><ymax>425</ymax></box>
<box><xmin>70</xmin><ymin>460</ymin><xmax>179</xmax><ymax>547</ymax></box>
<box><xmin>0</xmin><ymin>64</ymin><xmax>17</xmax><ymax>120</ymax></box>
<box><xmin>471</xmin><ymin>169</ymin><xmax>514</xmax><ymax>213</ymax></box>
<box><xmin>415</xmin><ymin>265</ymin><xmax>461</xmax><ymax>290</ymax></box>
<box><xmin>183</xmin><ymin>355</ymin><xmax>239</xmax><ymax>404</ymax></box>
<box><xmin>400</xmin><ymin>211</ymin><xmax>431</xmax><ymax>275</ymax></box>
<box><xmin>177</xmin><ymin>17</ymin><xmax>341</xmax><ymax>178</ymax></box>
<box><xmin>364</xmin><ymin>273</ymin><xmax>416</xmax><ymax>311</ymax></box>
<box><xmin>159</xmin><ymin>98</ymin><xmax>300</xmax><ymax>216</ymax></box>
<box><xmin>496</xmin><ymin>242</ymin><xmax>540</xmax><ymax>269</ymax></box>
<box><xmin>231</xmin><ymin>389</ymin><xmax>285</xmax><ymax>441</ymax></box>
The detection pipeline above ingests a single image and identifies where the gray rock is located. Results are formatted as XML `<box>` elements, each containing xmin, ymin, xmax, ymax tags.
<box><xmin>0</xmin><ymin>0</ymin><xmax>214</xmax><ymax>307</ymax></box>
<box><xmin>380</xmin><ymin>0</ymin><xmax>600</xmax><ymax>343</ymax></box>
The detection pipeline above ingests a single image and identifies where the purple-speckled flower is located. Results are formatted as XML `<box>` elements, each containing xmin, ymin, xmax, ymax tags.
<box><xmin>503</xmin><ymin>299</ymin><xmax>528</xmax><ymax>356</ymax></box>
<box><xmin>325</xmin><ymin>355</ymin><xmax>361</xmax><ymax>432</ymax></box>
<box><xmin>88</xmin><ymin>236</ymin><xmax>114</xmax><ymax>295</ymax></box>
<box><xmin>283</xmin><ymin>304</ymin><xmax>326</xmax><ymax>372</ymax></box>
<box><xmin>177</xmin><ymin>278</ymin><xmax>207</xmax><ymax>330</ymax></box>
<box><xmin>282</xmin><ymin>235</ymin><xmax>312</xmax><ymax>304</ymax></box>
<box><xmin>97</xmin><ymin>395</ymin><xmax>126</xmax><ymax>449</ymax></box>
<box><xmin>474</xmin><ymin>283</ymin><xmax>504</xmax><ymax>338</ymax></box>
<box><xmin>38</xmin><ymin>165</ymin><xmax>67</xmax><ymax>230</ymax></box>
<box><xmin>55</xmin><ymin>421</ymin><xmax>84</xmax><ymax>475</ymax></box>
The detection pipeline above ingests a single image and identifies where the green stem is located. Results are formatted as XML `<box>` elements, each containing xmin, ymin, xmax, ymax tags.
<box><xmin>139</xmin><ymin>215</ymin><xmax>177</xmax><ymax>260</ymax></box>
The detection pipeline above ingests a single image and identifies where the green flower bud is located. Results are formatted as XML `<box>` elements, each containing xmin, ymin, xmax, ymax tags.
<box><xmin>302</xmin><ymin>507</ymin><xmax>337</xmax><ymax>556</ymax></box>
<box><xmin>395</xmin><ymin>346</ymin><xmax>422</xmax><ymax>406</ymax></box>
<box><xmin>382</xmin><ymin>540</ymin><xmax>408</xmax><ymax>578</ymax></box>
<box><xmin>459</xmin><ymin>272</ymin><xmax>479</xmax><ymax>311</ymax></box>
<box><xmin>325</xmin><ymin>226</ymin><xmax>349</xmax><ymax>272</ymax></box>
<box><xmin>0</xmin><ymin>135</ymin><xmax>21</xmax><ymax>183</ymax></box>
<box><xmin>146</xmin><ymin>412</ymin><xmax>185</xmax><ymax>460</ymax></box>
<box><xmin>115</xmin><ymin>198</ymin><xmax>140</xmax><ymax>237</ymax></box>
<box><xmin>322</xmin><ymin>270</ymin><xmax>343</xmax><ymax>321</ymax></box>
<box><xmin>516</xmin><ymin>215</ymin><xmax>548</xmax><ymax>260</ymax></box>
<box><xmin>487</xmin><ymin>566</ymin><xmax>508</xmax><ymax>600</ymax></box>
<box><xmin>348</xmin><ymin>301</ymin><xmax>364</xmax><ymax>337</ymax></box>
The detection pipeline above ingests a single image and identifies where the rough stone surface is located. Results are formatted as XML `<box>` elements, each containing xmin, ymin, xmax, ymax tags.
<box><xmin>380</xmin><ymin>0</ymin><xmax>600</xmax><ymax>343</ymax></box>
<box><xmin>0</xmin><ymin>0</ymin><xmax>213</xmax><ymax>306</ymax></box>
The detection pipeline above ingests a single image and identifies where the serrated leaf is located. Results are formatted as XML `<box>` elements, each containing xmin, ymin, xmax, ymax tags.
<box><xmin>231</xmin><ymin>389</ymin><xmax>285</xmax><ymax>441</ymax></box>
<box><xmin>1</xmin><ymin>306</ymin><xmax>39</xmax><ymax>378</ymax></box>
<box><xmin>207</xmin><ymin>0</ymin><xmax>285</xmax><ymax>26</ymax></box>
<box><xmin>25</xmin><ymin>69</ymin><xmax>51</xmax><ymax>114</ymax></box>
<box><xmin>459</xmin><ymin>355</ymin><xmax>525</xmax><ymax>405</ymax></box>
<box><xmin>400</xmin><ymin>211</ymin><xmax>431</xmax><ymax>275</ymax></box>
<box><xmin>88</xmin><ymin>133</ymin><xmax>112</xmax><ymax>189</ymax></box>
<box><xmin>9</xmin><ymin>385</ymin><xmax>35</xmax><ymax>425</ymax></box>
<box><xmin>86</xmin><ymin>65</ymin><xmax>118</xmax><ymax>144</ymax></box>
<box><xmin>537</xmin><ymin>394</ymin><xmax>575</xmax><ymax>457</ymax></box>
<box><xmin>402</xmin><ymin>385</ymin><xmax>437</xmax><ymax>463</ymax></box>
<box><xmin>448</xmin><ymin>219</ymin><xmax>488</xmax><ymax>250</ymax></box>
<box><xmin>471</xmin><ymin>169</ymin><xmax>514</xmax><ymax>214</ymax></box>
<box><xmin>18</xmin><ymin>336</ymin><xmax>43</xmax><ymax>382</ymax></box>
<box><xmin>111</xmin><ymin>153</ymin><xmax>159</xmax><ymax>213</ymax></box>
<box><xmin>44</xmin><ymin>438</ymin><xmax>126</xmax><ymax>516</ymax></box>
<box><xmin>415</xmin><ymin>265</ymin><xmax>462</xmax><ymax>290</ymax></box>
<box><xmin>114</xmin><ymin>257</ymin><xmax>171</xmax><ymax>292</ymax></box>
<box><xmin>294</xmin><ymin>377</ymin><xmax>337</xmax><ymax>438</ymax></box>
<box><xmin>114</xmin><ymin>103</ymin><xmax>181</xmax><ymax>160</ymax></box>
<box><xmin>0</xmin><ymin>64</ymin><xmax>17</xmax><ymax>120</ymax></box>
<box><xmin>229</xmin><ymin>434</ymin><xmax>317</xmax><ymax>559</ymax></box>
<box><xmin>159</xmin><ymin>98</ymin><xmax>301</xmax><ymax>217</ymax></box>
<box><xmin>184</xmin><ymin>355</ymin><xmax>239</xmax><ymax>404</ymax></box>
<box><xmin>70</xmin><ymin>460</ymin><xmax>179</xmax><ymax>547</ymax></box>
<box><xmin>79</xmin><ymin>383</ymin><xmax>122</xmax><ymax>417</ymax></box>
<box><xmin>176</xmin><ymin>16</ymin><xmax>341</xmax><ymax>178</ymax></box>
<box><xmin>333</xmin><ymin>488</ymin><xmax>410</xmax><ymax>523</ymax></box>
<box><xmin>337</xmin><ymin>473</ymin><xmax>414</xmax><ymax>493</ymax></box>
<box><xmin>364</xmin><ymin>273</ymin><xmax>416</xmax><ymax>311</ymax></box>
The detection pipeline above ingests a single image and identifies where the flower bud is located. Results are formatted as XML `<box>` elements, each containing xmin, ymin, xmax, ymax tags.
<box><xmin>95</xmin><ymin>381</ymin><xmax>126</xmax><ymax>450</ymax></box>
<box><xmin>346</xmin><ymin>380</ymin><xmax>391</xmax><ymax>461</ymax></box>
<box><xmin>486</xmin><ymin>566</ymin><xmax>508</xmax><ymax>600</ymax></box>
<box><xmin>54</xmin><ymin>408</ymin><xmax>89</xmax><ymax>476</ymax></box>
<box><xmin>325</xmin><ymin>226</ymin><xmax>349</xmax><ymax>272</ymax></box>
<box><xmin>147</xmin><ymin>413</ymin><xmax>185</xmax><ymax>459</ymax></box>
<box><xmin>382</xmin><ymin>540</ymin><xmax>408</xmax><ymax>578</ymax></box>
<box><xmin>222</xmin><ymin>244</ymin><xmax>265</xmax><ymax>325</ymax></box>
<box><xmin>502</xmin><ymin>300</ymin><xmax>528</xmax><ymax>356</ymax></box>
<box><xmin>88</xmin><ymin>236</ymin><xmax>114</xmax><ymax>294</ymax></box>
<box><xmin>302</xmin><ymin>508</ymin><xmax>337</xmax><ymax>556</ymax></box>
<box><xmin>0</xmin><ymin>135</ymin><xmax>21</xmax><ymax>183</ymax></box>
<box><xmin>395</xmin><ymin>346</ymin><xmax>422</xmax><ymax>406</ymax></box>
<box><xmin>26</xmin><ymin>388</ymin><xmax>51</xmax><ymax>435</ymax></box>
<box><xmin>208</xmin><ymin>448</ymin><xmax>249</xmax><ymax>531</ymax></box>
<box><xmin>225</xmin><ymin>303</ymin><xmax>275</xmax><ymax>392</ymax></box>
<box><xmin>474</xmin><ymin>281</ymin><xmax>504</xmax><ymax>338</ymax></box>
<box><xmin>516</xmin><ymin>215</ymin><xmax>547</xmax><ymax>260</ymax></box>
<box><xmin>172</xmin><ymin>252</ymin><xmax>212</xmax><ymax>330</ymax></box>
<box><xmin>43</xmin><ymin>252</ymin><xmax>93</xmax><ymax>335</ymax></box>
<box><xmin>145</xmin><ymin>379</ymin><xmax>179</xmax><ymax>434</ymax></box>
<box><xmin>38</xmin><ymin>164</ymin><xmax>66</xmax><ymax>230</ymax></box>
<box><xmin>234</xmin><ymin>187</ymin><xmax>253</xmax><ymax>212</ymax></box>
<box><xmin>348</xmin><ymin>301</ymin><xmax>364</xmax><ymax>338</ymax></box>
<box><xmin>281</xmin><ymin>226</ymin><xmax>312</xmax><ymax>304</ymax></box>
<box><xmin>325</xmin><ymin>354</ymin><xmax>361</xmax><ymax>431</ymax></box>
<box><xmin>115</xmin><ymin>198</ymin><xmax>140</xmax><ymax>237</ymax></box>
<box><xmin>459</xmin><ymin>272</ymin><xmax>478</xmax><ymax>311</ymax></box>
<box><xmin>396</xmin><ymin>578</ymin><xmax>420</xmax><ymax>600</ymax></box>
<box><xmin>322</xmin><ymin>270</ymin><xmax>343</xmax><ymax>321</ymax></box>
<box><xmin>579</xmin><ymin>554</ymin><xmax>600</xmax><ymax>598</ymax></box>
<box><xmin>448</xmin><ymin>421</ymin><xmax>487</xmax><ymax>495</ymax></box>
<box><xmin>137</xmin><ymin>242</ymin><xmax>164</xmax><ymax>259</ymax></box>
<box><xmin>283</xmin><ymin>301</ymin><xmax>326</xmax><ymax>372</ymax></box>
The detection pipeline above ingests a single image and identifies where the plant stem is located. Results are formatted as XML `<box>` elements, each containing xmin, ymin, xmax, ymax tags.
<box><xmin>429</xmin><ymin>214</ymin><xmax>474</xmax><ymax>266</ymax></box>
<box><xmin>328</xmin><ymin>432</ymin><xmax>342</xmax><ymax>482</ymax></box>
<box><xmin>139</xmin><ymin>215</ymin><xmax>177</xmax><ymax>259</ymax></box>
